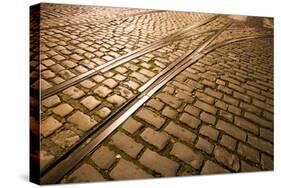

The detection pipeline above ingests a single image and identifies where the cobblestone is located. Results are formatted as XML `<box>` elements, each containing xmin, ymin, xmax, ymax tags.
<box><xmin>111</xmin><ymin>131</ymin><xmax>144</xmax><ymax>158</ymax></box>
<box><xmin>219</xmin><ymin>134</ymin><xmax>237</xmax><ymax>151</ymax></box>
<box><xmin>52</xmin><ymin>103</ymin><xmax>73</xmax><ymax>117</ymax></box>
<box><xmin>63</xmin><ymin>86</ymin><xmax>85</xmax><ymax>99</ymax></box>
<box><xmin>94</xmin><ymin>86</ymin><xmax>112</xmax><ymax>98</ymax></box>
<box><xmin>91</xmin><ymin>146</ymin><xmax>116</xmax><ymax>169</ymax></box>
<box><xmin>195</xmin><ymin>137</ymin><xmax>214</xmax><ymax>154</ymax></box>
<box><xmin>214</xmin><ymin>146</ymin><xmax>240</xmax><ymax>171</ymax></box>
<box><xmin>237</xmin><ymin>143</ymin><xmax>260</xmax><ymax>163</ymax></box>
<box><xmin>80</xmin><ymin>96</ymin><xmax>101</xmax><ymax>110</ymax></box>
<box><xmin>162</xmin><ymin>106</ymin><xmax>178</xmax><ymax>119</ymax></box>
<box><xmin>146</xmin><ymin>98</ymin><xmax>164</xmax><ymax>111</ymax></box>
<box><xmin>41</xmin><ymin>116</ymin><xmax>62</xmax><ymax>137</ymax></box>
<box><xmin>35</xmin><ymin>5</ymin><xmax>274</xmax><ymax>182</ymax></box>
<box><xmin>179</xmin><ymin>113</ymin><xmax>201</xmax><ymax>129</ymax></box>
<box><xmin>67</xmin><ymin>164</ymin><xmax>105</xmax><ymax>182</ymax></box>
<box><xmin>139</xmin><ymin>149</ymin><xmax>179</xmax><ymax>176</ymax></box>
<box><xmin>67</xmin><ymin>111</ymin><xmax>97</xmax><ymax>131</ymax></box>
<box><xmin>165</xmin><ymin>121</ymin><xmax>196</xmax><ymax>144</ymax></box>
<box><xmin>106</xmin><ymin>94</ymin><xmax>126</xmax><ymax>107</ymax></box>
<box><xmin>199</xmin><ymin>125</ymin><xmax>219</xmax><ymax>141</ymax></box>
<box><xmin>194</xmin><ymin>100</ymin><xmax>217</xmax><ymax>115</ymax></box>
<box><xmin>110</xmin><ymin>159</ymin><xmax>152</xmax><ymax>180</ymax></box>
<box><xmin>51</xmin><ymin>130</ymin><xmax>80</xmax><ymax>149</ymax></box>
<box><xmin>171</xmin><ymin>142</ymin><xmax>203</xmax><ymax>169</ymax></box>
<box><xmin>140</xmin><ymin>128</ymin><xmax>169</xmax><ymax>150</ymax></box>
<box><xmin>136</xmin><ymin>108</ymin><xmax>166</xmax><ymax>129</ymax></box>
<box><xmin>200</xmin><ymin>112</ymin><xmax>216</xmax><ymax>125</ymax></box>
<box><xmin>42</xmin><ymin>95</ymin><xmax>61</xmax><ymax>108</ymax></box>
<box><xmin>216</xmin><ymin>120</ymin><xmax>246</xmax><ymax>141</ymax></box>
<box><xmin>156</xmin><ymin>93</ymin><xmax>182</xmax><ymax>109</ymax></box>
<box><xmin>201</xmin><ymin>160</ymin><xmax>229</xmax><ymax>174</ymax></box>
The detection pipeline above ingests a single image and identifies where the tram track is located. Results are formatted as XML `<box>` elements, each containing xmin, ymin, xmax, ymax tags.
<box><xmin>41</xmin><ymin>15</ymin><xmax>219</xmax><ymax>99</ymax></box>
<box><xmin>39</xmin><ymin>12</ymin><xmax>275</xmax><ymax>183</ymax></box>
<box><xmin>40</xmin><ymin>18</ymin><xmax>235</xmax><ymax>184</ymax></box>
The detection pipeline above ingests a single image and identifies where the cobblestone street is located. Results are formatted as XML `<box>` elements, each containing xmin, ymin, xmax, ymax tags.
<box><xmin>30</xmin><ymin>3</ymin><xmax>274</xmax><ymax>184</ymax></box>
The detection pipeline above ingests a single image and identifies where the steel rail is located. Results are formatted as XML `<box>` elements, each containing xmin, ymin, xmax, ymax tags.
<box><xmin>41</xmin><ymin>15</ymin><xmax>219</xmax><ymax>99</ymax></box>
<box><xmin>40</xmin><ymin>19</ymin><xmax>232</xmax><ymax>185</ymax></box>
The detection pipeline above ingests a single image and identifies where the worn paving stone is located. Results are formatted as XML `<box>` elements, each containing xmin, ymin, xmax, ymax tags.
<box><xmin>136</xmin><ymin>108</ymin><xmax>165</xmax><ymax>129</ymax></box>
<box><xmin>237</xmin><ymin>142</ymin><xmax>260</xmax><ymax>163</ymax></box>
<box><xmin>247</xmin><ymin>134</ymin><xmax>273</xmax><ymax>156</ymax></box>
<box><xmin>130</xmin><ymin>72</ymin><xmax>149</xmax><ymax>83</ymax></box>
<box><xmin>199</xmin><ymin>125</ymin><xmax>219</xmax><ymax>141</ymax></box>
<box><xmin>52</xmin><ymin>103</ymin><xmax>73</xmax><ymax>117</ymax></box>
<box><xmin>96</xmin><ymin>107</ymin><xmax>111</xmax><ymax>118</ymax></box>
<box><xmin>42</xmin><ymin>59</ymin><xmax>56</xmax><ymax>67</ymax></box>
<box><xmin>244</xmin><ymin>112</ymin><xmax>273</xmax><ymax>129</ymax></box>
<box><xmin>67</xmin><ymin>111</ymin><xmax>97</xmax><ymax>131</ymax></box>
<box><xmin>261</xmin><ymin>154</ymin><xmax>273</xmax><ymax>170</ymax></box>
<box><xmin>165</xmin><ymin>121</ymin><xmax>196</xmax><ymax>144</ymax></box>
<box><xmin>122</xmin><ymin>117</ymin><xmax>143</xmax><ymax>134</ymax></box>
<box><xmin>196</xmin><ymin>92</ymin><xmax>215</xmax><ymax>104</ymax></box>
<box><xmin>194</xmin><ymin>100</ymin><xmax>217</xmax><ymax>115</ymax></box>
<box><xmin>139</xmin><ymin>149</ymin><xmax>179</xmax><ymax>177</ymax></box>
<box><xmin>234</xmin><ymin>116</ymin><xmax>259</xmax><ymax>135</ymax></box>
<box><xmin>41</xmin><ymin>116</ymin><xmax>63</xmax><ymax>137</ymax></box>
<box><xmin>115</xmin><ymin>67</ymin><xmax>128</xmax><ymax>74</ymax></box>
<box><xmin>219</xmin><ymin>134</ymin><xmax>237</xmax><ymax>151</ymax></box>
<box><xmin>91</xmin><ymin>146</ymin><xmax>116</xmax><ymax>169</ymax></box>
<box><xmin>140</xmin><ymin>128</ymin><xmax>170</xmax><ymax>150</ymax></box>
<box><xmin>172</xmin><ymin>81</ymin><xmax>194</xmax><ymax>93</ymax></box>
<box><xmin>61</xmin><ymin>60</ymin><xmax>77</xmax><ymax>68</ymax></box>
<box><xmin>80</xmin><ymin>80</ymin><xmax>96</xmax><ymax>88</ymax></box>
<box><xmin>94</xmin><ymin>86</ymin><xmax>112</xmax><ymax>98</ymax></box>
<box><xmin>241</xmin><ymin>160</ymin><xmax>260</xmax><ymax>172</ymax></box>
<box><xmin>216</xmin><ymin>120</ymin><xmax>246</xmax><ymax>141</ymax></box>
<box><xmin>157</xmin><ymin>93</ymin><xmax>182</xmax><ymax>109</ymax></box>
<box><xmin>42</xmin><ymin>95</ymin><xmax>61</xmax><ymax>108</ymax></box>
<box><xmin>214</xmin><ymin>146</ymin><xmax>240</xmax><ymax>171</ymax></box>
<box><xmin>103</xmin><ymin>78</ymin><xmax>118</xmax><ymax>88</ymax></box>
<box><xmin>111</xmin><ymin>131</ymin><xmax>143</xmax><ymax>158</ymax></box>
<box><xmin>59</xmin><ymin>70</ymin><xmax>76</xmax><ymax>80</ymax></box>
<box><xmin>119</xmin><ymin>86</ymin><xmax>133</xmax><ymax>99</ymax></box>
<box><xmin>260</xmin><ymin>128</ymin><xmax>273</xmax><ymax>142</ymax></box>
<box><xmin>110</xmin><ymin>159</ymin><xmax>152</xmax><ymax>180</ymax></box>
<box><xmin>106</xmin><ymin>94</ymin><xmax>126</xmax><ymax>107</ymax></box>
<box><xmin>200</xmin><ymin>112</ymin><xmax>216</xmax><ymax>125</ymax></box>
<box><xmin>146</xmin><ymin>98</ymin><xmax>164</xmax><ymax>111</ymax></box>
<box><xmin>205</xmin><ymin>88</ymin><xmax>223</xmax><ymax>99</ymax></box>
<box><xmin>63</xmin><ymin>86</ymin><xmax>85</xmax><ymax>99</ymax></box>
<box><xmin>170</xmin><ymin>142</ymin><xmax>203</xmax><ymax>169</ymax></box>
<box><xmin>124</xmin><ymin>80</ymin><xmax>140</xmax><ymax>90</ymax></box>
<box><xmin>42</xmin><ymin>70</ymin><xmax>56</xmax><ymax>79</ymax></box>
<box><xmin>51</xmin><ymin>130</ymin><xmax>80</xmax><ymax>149</ymax></box>
<box><xmin>92</xmin><ymin>75</ymin><xmax>105</xmax><ymax>83</ymax></box>
<box><xmin>162</xmin><ymin>106</ymin><xmax>178</xmax><ymax>119</ymax></box>
<box><xmin>184</xmin><ymin>105</ymin><xmax>200</xmax><ymax>116</ymax></box>
<box><xmin>67</xmin><ymin>164</ymin><xmax>105</xmax><ymax>182</ymax></box>
<box><xmin>80</xmin><ymin>96</ymin><xmax>101</xmax><ymax>110</ymax></box>
<box><xmin>195</xmin><ymin>137</ymin><xmax>214</xmax><ymax>154</ymax></box>
<box><xmin>201</xmin><ymin>160</ymin><xmax>229</xmax><ymax>174</ymax></box>
<box><xmin>179</xmin><ymin>113</ymin><xmax>201</xmax><ymax>129</ymax></box>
